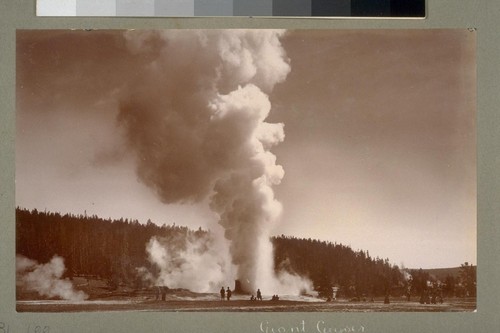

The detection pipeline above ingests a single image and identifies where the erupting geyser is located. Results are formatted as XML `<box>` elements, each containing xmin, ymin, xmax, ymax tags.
<box><xmin>121</xmin><ymin>30</ymin><xmax>311</xmax><ymax>294</ymax></box>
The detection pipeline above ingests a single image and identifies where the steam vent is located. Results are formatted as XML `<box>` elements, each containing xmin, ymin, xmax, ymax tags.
<box><xmin>234</xmin><ymin>280</ymin><xmax>245</xmax><ymax>294</ymax></box>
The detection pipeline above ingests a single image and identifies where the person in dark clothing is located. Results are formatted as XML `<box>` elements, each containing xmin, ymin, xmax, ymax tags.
<box><xmin>161</xmin><ymin>286</ymin><xmax>167</xmax><ymax>301</ymax></box>
<box><xmin>155</xmin><ymin>286</ymin><xmax>160</xmax><ymax>301</ymax></box>
<box><xmin>226</xmin><ymin>287</ymin><xmax>232</xmax><ymax>301</ymax></box>
<box><xmin>220</xmin><ymin>287</ymin><xmax>225</xmax><ymax>301</ymax></box>
<box><xmin>257</xmin><ymin>289</ymin><xmax>262</xmax><ymax>301</ymax></box>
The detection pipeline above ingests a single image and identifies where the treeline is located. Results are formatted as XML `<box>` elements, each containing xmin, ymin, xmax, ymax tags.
<box><xmin>271</xmin><ymin>236</ymin><xmax>476</xmax><ymax>299</ymax></box>
<box><xmin>272</xmin><ymin>235</ymin><xmax>403</xmax><ymax>298</ymax></box>
<box><xmin>408</xmin><ymin>264</ymin><xmax>476</xmax><ymax>298</ymax></box>
<box><xmin>16</xmin><ymin>207</ymin><xmax>207</xmax><ymax>288</ymax></box>
<box><xmin>16</xmin><ymin>208</ymin><xmax>475</xmax><ymax>297</ymax></box>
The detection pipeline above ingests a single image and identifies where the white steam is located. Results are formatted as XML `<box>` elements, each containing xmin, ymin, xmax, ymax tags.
<box><xmin>142</xmin><ymin>233</ymin><xmax>233</xmax><ymax>293</ymax></box>
<box><xmin>16</xmin><ymin>255</ymin><xmax>88</xmax><ymax>301</ymax></box>
<box><xmin>121</xmin><ymin>30</ymin><xmax>311</xmax><ymax>294</ymax></box>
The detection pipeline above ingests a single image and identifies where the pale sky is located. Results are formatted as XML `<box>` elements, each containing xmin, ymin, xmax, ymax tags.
<box><xmin>16</xmin><ymin>29</ymin><xmax>476</xmax><ymax>269</ymax></box>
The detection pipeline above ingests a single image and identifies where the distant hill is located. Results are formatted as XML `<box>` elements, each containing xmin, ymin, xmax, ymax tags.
<box><xmin>421</xmin><ymin>267</ymin><xmax>462</xmax><ymax>280</ymax></box>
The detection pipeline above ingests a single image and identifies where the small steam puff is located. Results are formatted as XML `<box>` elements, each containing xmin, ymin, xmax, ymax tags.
<box><xmin>16</xmin><ymin>255</ymin><xmax>88</xmax><ymax>301</ymax></box>
<box><xmin>121</xmin><ymin>30</ymin><xmax>311</xmax><ymax>294</ymax></box>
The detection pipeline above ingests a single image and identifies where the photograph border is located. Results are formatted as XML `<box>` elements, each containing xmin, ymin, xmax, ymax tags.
<box><xmin>1</xmin><ymin>0</ymin><xmax>499</xmax><ymax>332</ymax></box>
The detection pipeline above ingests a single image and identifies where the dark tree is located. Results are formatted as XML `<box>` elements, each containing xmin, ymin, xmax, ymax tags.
<box><xmin>459</xmin><ymin>262</ymin><xmax>476</xmax><ymax>297</ymax></box>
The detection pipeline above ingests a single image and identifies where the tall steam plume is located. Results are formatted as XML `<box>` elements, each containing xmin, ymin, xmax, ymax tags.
<box><xmin>120</xmin><ymin>30</ymin><xmax>310</xmax><ymax>294</ymax></box>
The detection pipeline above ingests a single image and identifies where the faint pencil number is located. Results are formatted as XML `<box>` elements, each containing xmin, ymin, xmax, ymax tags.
<box><xmin>0</xmin><ymin>322</ymin><xmax>10</xmax><ymax>333</ymax></box>
<box><xmin>35</xmin><ymin>326</ymin><xmax>50</xmax><ymax>333</ymax></box>
<box><xmin>28</xmin><ymin>325</ymin><xmax>50</xmax><ymax>333</ymax></box>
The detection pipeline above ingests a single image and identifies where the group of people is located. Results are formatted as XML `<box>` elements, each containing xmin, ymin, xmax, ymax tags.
<box><xmin>250</xmin><ymin>288</ymin><xmax>263</xmax><ymax>301</ymax></box>
<box><xmin>419</xmin><ymin>290</ymin><xmax>444</xmax><ymax>304</ymax></box>
<box><xmin>154</xmin><ymin>286</ymin><xmax>168</xmax><ymax>301</ymax></box>
<box><xmin>249</xmin><ymin>289</ymin><xmax>280</xmax><ymax>301</ymax></box>
<box><xmin>222</xmin><ymin>287</ymin><xmax>278</xmax><ymax>302</ymax></box>
<box><xmin>220</xmin><ymin>286</ymin><xmax>233</xmax><ymax>300</ymax></box>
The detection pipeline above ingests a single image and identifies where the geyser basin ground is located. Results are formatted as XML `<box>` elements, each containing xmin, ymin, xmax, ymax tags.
<box><xmin>17</xmin><ymin>293</ymin><xmax>476</xmax><ymax>312</ymax></box>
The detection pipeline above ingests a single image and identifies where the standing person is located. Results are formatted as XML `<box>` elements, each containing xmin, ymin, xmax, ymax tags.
<box><xmin>257</xmin><ymin>289</ymin><xmax>262</xmax><ymax>301</ymax></box>
<box><xmin>155</xmin><ymin>286</ymin><xmax>160</xmax><ymax>301</ymax></box>
<box><xmin>226</xmin><ymin>287</ymin><xmax>232</xmax><ymax>301</ymax></box>
<box><xmin>161</xmin><ymin>286</ymin><xmax>167</xmax><ymax>301</ymax></box>
<box><xmin>220</xmin><ymin>287</ymin><xmax>225</xmax><ymax>301</ymax></box>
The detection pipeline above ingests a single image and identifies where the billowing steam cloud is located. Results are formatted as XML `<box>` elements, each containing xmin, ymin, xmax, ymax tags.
<box><xmin>141</xmin><ymin>233</ymin><xmax>232</xmax><ymax>292</ymax></box>
<box><xmin>120</xmin><ymin>30</ymin><xmax>311</xmax><ymax>294</ymax></box>
<box><xmin>16</xmin><ymin>255</ymin><xmax>88</xmax><ymax>301</ymax></box>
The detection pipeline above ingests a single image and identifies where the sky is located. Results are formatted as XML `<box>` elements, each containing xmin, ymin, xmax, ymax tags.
<box><xmin>16</xmin><ymin>29</ymin><xmax>476</xmax><ymax>269</ymax></box>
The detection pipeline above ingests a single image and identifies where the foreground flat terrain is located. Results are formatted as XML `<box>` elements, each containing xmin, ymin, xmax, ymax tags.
<box><xmin>16</xmin><ymin>297</ymin><xmax>476</xmax><ymax>312</ymax></box>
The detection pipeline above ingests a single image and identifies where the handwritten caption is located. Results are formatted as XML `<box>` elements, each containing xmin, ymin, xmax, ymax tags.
<box><xmin>260</xmin><ymin>320</ymin><xmax>365</xmax><ymax>333</ymax></box>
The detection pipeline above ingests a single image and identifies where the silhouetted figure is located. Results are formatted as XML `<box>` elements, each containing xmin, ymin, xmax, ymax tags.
<box><xmin>155</xmin><ymin>286</ymin><xmax>160</xmax><ymax>300</ymax></box>
<box><xmin>420</xmin><ymin>291</ymin><xmax>430</xmax><ymax>304</ymax></box>
<box><xmin>437</xmin><ymin>290</ymin><xmax>443</xmax><ymax>304</ymax></box>
<box><xmin>226</xmin><ymin>287</ymin><xmax>232</xmax><ymax>301</ymax></box>
<box><xmin>250</xmin><ymin>295</ymin><xmax>255</xmax><ymax>301</ymax></box>
<box><xmin>257</xmin><ymin>289</ymin><xmax>262</xmax><ymax>301</ymax></box>
<box><xmin>161</xmin><ymin>286</ymin><xmax>167</xmax><ymax>301</ymax></box>
<box><xmin>220</xmin><ymin>287</ymin><xmax>225</xmax><ymax>301</ymax></box>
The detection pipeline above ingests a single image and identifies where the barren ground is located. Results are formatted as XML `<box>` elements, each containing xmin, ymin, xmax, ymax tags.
<box><xmin>16</xmin><ymin>295</ymin><xmax>477</xmax><ymax>312</ymax></box>
<box><xmin>16</xmin><ymin>278</ymin><xmax>476</xmax><ymax>312</ymax></box>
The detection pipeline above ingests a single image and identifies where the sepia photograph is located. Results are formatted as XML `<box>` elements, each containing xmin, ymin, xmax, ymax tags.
<box><xmin>15</xmin><ymin>29</ymin><xmax>476</xmax><ymax>313</ymax></box>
